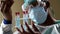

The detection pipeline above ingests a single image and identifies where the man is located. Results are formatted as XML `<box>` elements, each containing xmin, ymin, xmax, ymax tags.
<box><xmin>0</xmin><ymin>0</ymin><xmax>14</xmax><ymax>34</ymax></box>
<box><xmin>16</xmin><ymin>0</ymin><xmax>60</xmax><ymax>34</ymax></box>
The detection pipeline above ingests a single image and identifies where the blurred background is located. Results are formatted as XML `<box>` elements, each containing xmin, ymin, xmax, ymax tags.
<box><xmin>0</xmin><ymin>0</ymin><xmax>60</xmax><ymax>32</ymax></box>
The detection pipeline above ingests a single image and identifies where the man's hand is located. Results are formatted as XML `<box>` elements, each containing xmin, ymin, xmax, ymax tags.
<box><xmin>16</xmin><ymin>22</ymin><xmax>41</xmax><ymax>34</ymax></box>
<box><xmin>1</xmin><ymin>0</ymin><xmax>14</xmax><ymax>20</ymax></box>
<box><xmin>1</xmin><ymin>0</ymin><xmax>14</xmax><ymax>13</ymax></box>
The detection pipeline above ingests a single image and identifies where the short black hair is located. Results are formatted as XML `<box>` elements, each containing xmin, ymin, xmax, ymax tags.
<box><xmin>43</xmin><ymin>1</ymin><xmax>50</xmax><ymax>8</ymax></box>
<box><xmin>29</xmin><ymin>1</ymin><xmax>38</xmax><ymax>7</ymax></box>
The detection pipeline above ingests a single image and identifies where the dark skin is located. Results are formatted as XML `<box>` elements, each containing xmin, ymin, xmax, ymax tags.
<box><xmin>16</xmin><ymin>22</ymin><xmax>41</xmax><ymax>34</ymax></box>
<box><xmin>1</xmin><ymin>0</ymin><xmax>14</xmax><ymax>21</ymax></box>
<box><xmin>16</xmin><ymin>1</ymin><xmax>56</xmax><ymax>34</ymax></box>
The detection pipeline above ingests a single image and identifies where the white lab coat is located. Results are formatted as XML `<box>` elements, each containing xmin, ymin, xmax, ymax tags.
<box><xmin>0</xmin><ymin>20</ymin><xmax>13</xmax><ymax>34</ymax></box>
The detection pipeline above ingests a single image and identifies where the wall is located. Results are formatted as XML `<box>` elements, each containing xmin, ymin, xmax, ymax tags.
<box><xmin>49</xmin><ymin>0</ymin><xmax>60</xmax><ymax>20</ymax></box>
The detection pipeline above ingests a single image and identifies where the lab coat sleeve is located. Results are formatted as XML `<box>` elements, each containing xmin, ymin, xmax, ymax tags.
<box><xmin>1</xmin><ymin>20</ymin><xmax>13</xmax><ymax>34</ymax></box>
<box><xmin>42</xmin><ymin>24</ymin><xmax>60</xmax><ymax>34</ymax></box>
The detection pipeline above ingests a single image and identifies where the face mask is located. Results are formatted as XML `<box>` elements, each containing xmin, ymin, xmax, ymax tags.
<box><xmin>29</xmin><ymin>5</ymin><xmax>48</xmax><ymax>25</ymax></box>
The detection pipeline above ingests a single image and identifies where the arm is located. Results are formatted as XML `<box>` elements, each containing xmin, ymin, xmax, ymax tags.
<box><xmin>1</xmin><ymin>0</ymin><xmax>14</xmax><ymax>33</ymax></box>
<box><xmin>1</xmin><ymin>0</ymin><xmax>14</xmax><ymax>20</ymax></box>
